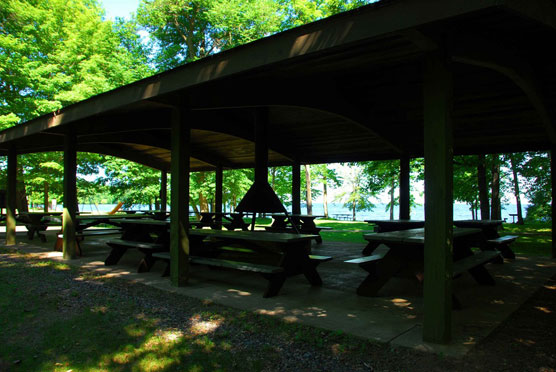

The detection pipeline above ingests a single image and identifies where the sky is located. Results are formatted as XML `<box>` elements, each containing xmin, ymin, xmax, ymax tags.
<box><xmin>100</xmin><ymin>0</ymin><xmax>140</xmax><ymax>20</ymax></box>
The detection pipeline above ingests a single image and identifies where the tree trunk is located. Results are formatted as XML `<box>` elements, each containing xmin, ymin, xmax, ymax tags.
<box><xmin>192</xmin><ymin>202</ymin><xmax>201</xmax><ymax>219</ymax></box>
<box><xmin>509</xmin><ymin>154</ymin><xmax>524</xmax><ymax>224</ymax></box>
<box><xmin>198</xmin><ymin>172</ymin><xmax>209</xmax><ymax>212</ymax></box>
<box><xmin>491</xmin><ymin>155</ymin><xmax>502</xmax><ymax>220</ymax></box>
<box><xmin>16</xmin><ymin>167</ymin><xmax>29</xmax><ymax>212</ymax></box>
<box><xmin>44</xmin><ymin>181</ymin><xmax>49</xmax><ymax>212</ymax></box>
<box><xmin>352</xmin><ymin>199</ymin><xmax>356</xmax><ymax>221</ymax></box>
<box><xmin>304</xmin><ymin>164</ymin><xmax>313</xmax><ymax>215</ymax></box>
<box><xmin>389</xmin><ymin>178</ymin><xmax>395</xmax><ymax>220</ymax></box>
<box><xmin>323</xmin><ymin>182</ymin><xmax>329</xmax><ymax>218</ymax></box>
<box><xmin>477</xmin><ymin>154</ymin><xmax>490</xmax><ymax>220</ymax></box>
<box><xmin>271</xmin><ymin>167</ymin><xmax>276</xmax><ymax>190</ymax></box>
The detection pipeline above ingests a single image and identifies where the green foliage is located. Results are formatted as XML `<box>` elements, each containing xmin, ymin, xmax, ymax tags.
<box><xmin>137</xmin><ymin>0</ymin><xmax>283</xmax><ymax>70</ymax></box>
<box><xmin>99</xmin><ymin>157</ymin><xmax>162</xmax><ymax>207</ymax></box>
<box><xmin>270</xmin><ymin>166</ymin><xmax>293</xmax><ymax>206</ymax></box>
<box><xmin>335</xmin><ymin>163</ymin><xmax>374</xmax><ymax>220</ymax></box>
<box><xmin>519</xmin><ymin>152</ymin><xmax>551</xmax><ymax>221</ymax></box>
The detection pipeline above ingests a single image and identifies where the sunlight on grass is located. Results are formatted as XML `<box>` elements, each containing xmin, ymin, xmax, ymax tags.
<box><xmin>27</xmin><ymin>260</ymin><xmax>70</xmax><ymax>270</ymax></box>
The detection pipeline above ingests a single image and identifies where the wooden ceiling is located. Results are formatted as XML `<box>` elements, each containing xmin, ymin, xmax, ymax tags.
<box><xmin>1</xmin><ymin>0</ymin><xmax>555</xmax><ymax>171</ymax></box>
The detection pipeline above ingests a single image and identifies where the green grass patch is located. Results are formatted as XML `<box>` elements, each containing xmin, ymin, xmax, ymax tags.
<box><xmin>0</xmin><ymin>253</ymin><xmax>384</xmax><ymax>372</ymax></box>
<box><xmin>501</xmin><ymin>222</ymin><xmax>552</xmax><ymax>257</ymax></box>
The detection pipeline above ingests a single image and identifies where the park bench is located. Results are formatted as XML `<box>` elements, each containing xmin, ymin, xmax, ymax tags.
<box><xmin>105</xmin><ymin>238</ymin><xmax>166</xmax><ymax>268</ymax></box>
<box><xmin>152</xmin><ymin>251</ymin><xmax>331</xmax><ymax>297</ymax></box>
<box><xmin>52</xmin><ymin>228</ymin><xmax>122</xmax><ymax>255</ymax></box>
<box><xmin>486</xmin><ymin>235</ymin><xmax>518</xmax><ymax>259</ymax></box>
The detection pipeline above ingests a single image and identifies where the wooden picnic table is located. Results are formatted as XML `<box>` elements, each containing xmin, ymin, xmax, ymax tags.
<box><xmin>453</xmin><ymin>219</ymin><xmax>515</xmax><ymax>259</ymax></box>
<box><xmin>352</xmin><ymin>227</ymin><xmax>498</xmax><ymax>301</ymax></box>
<box><xmin>18</xmin><ymin>211</ymin><xmax>63</xmax><ymax>241</ymax></box>
<box><xmin>105</xmin><ymin>218</ymin><xmax>328</xmax><ymax>297</ymax></box>
<box><xmin>365</xmin><ymin>219</ymin><xmax>425</xmax><ymax>233</ymax></box>
<box><xmin>266</xmin><ymin>214</ymin><xmax>328</xmax><ymax>243</ymax></box>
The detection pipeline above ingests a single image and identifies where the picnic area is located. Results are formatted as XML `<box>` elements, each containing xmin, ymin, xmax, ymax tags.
<box><xmin>1</xmin><ymin>0</ymin><xmax>556</xmax><ymax>370</ymax></box>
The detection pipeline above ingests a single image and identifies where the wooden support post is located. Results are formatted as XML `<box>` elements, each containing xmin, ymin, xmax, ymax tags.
<box><xmin>292</xmin><ymin>160</ymin><xmax>301</xmax><ymax>215</ymax></box>
<box><xmin>399</xmin><ymin>155</ymin><xmax>410</xmax><ymax>220</ymax></box>
<box><xmin>254</xmin><ymin>108</ymin><xmax>269</xmax><ymax>184</ymax></box>
<box><xmin>63</xmin><ymin>133</ymin><xmax>78</xmax><ymax>259</ymax></box>
<box><xmin>423</xmin><ymin>50</ymin><xmax>454</xmax><ymax>344</ymax></box>
<box><xmin>160</xmin><ymin>171</ymin><xmax>167</xmax><ymax>212</ymax></box>
<box><xmin>550</xmin><ymin>144</ymin><xmax>556</xmax><ymax>258</ymax></box>
<box><xmin>215</xmin><ymin>164</ymin><xmax>223</xmax><ymax>229</ymax></box>
<box><xmin>6</xmin><ymin>146</ymin><xmax>17</xmax><ymax>245</ymax></box>
<box><xmin>170</xmin><ymin>108</ymin><xmax>190</xmax><ymax>286</ymax></box>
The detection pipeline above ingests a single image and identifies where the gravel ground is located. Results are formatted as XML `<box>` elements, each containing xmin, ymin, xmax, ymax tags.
<box><xmin>1</xmin><ymin>250</ymin><xmax>555</xmax><ymax>371</ymax></box>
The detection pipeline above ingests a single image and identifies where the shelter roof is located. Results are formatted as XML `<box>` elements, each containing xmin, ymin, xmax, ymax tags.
<box><xmin>1</xmin><ymin>0</ymin><xmax>556</xmax><ymax>170</ymax></box>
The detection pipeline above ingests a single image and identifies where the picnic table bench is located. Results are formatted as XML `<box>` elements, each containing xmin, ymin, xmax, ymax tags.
<box><xmin>152</xmin><ymin>251</ymin><xmax>332</xmax><ymax>297</ymax></box>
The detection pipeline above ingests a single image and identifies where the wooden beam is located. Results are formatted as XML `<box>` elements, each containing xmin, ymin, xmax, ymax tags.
<box><xmin>451</xmin><ymin>34</ymin><xmax>556</xmax><ymax>143</ymax></box>
<box><xmin>292</xmin><ymin>160</ymin><xmax>301</xmax><ymax>215</ymax></box>
<box><xmin>190</xmin><ymin>82</ymin><xmax>404</xmax><ymax>155</ymax></box>
<box><xmin>423</xmin><ymin>50</ymin><xmax>454</xmax><ymax>344</ymax></box>
<box><xmin>170</xmin><ymin>108</ymin><xmax>190</xmax><ymax>286</ymax></box>
<box><xmin>399</xmin><ymin>155</ymin><xmax>410</xmax><ymax>219</ymax></box>
<box><xmin>160</xmin><ymin>171</ymin><xmax>167</xmax><ymax>212</ymax></box>
<box><xmin>78</xmin><ymin>131</ymin><xmax>233</xmax><ymax>168</ymax></box>
<box><xmin>63</xmin><ymin>133</ymin><xmax>78</xmax><ymax>259</ymax></box>
<box><xmin>6</xmin><ymin>146</ymin><xmax>17</xmax><ymax>245</ymax></box>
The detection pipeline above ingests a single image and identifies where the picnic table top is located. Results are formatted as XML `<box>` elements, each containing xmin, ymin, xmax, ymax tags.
<box><xmin>270</xmin><ymin>214</ymin><xmax>324</xmax><ymax>218</ymax></box>
<box><xmin>365</xmin><ymin>219</ymin><xmax>425</xmax><ymax>224</ymax></box>
<box><xmin>20</xmin><ymin>211</ymin><xmax>62</xmax><ymax>216</ymax></box>
<box><xmin>112</xmin><ymin>218</ymin><xmax>318</xmax><ymax>242</ymax></box>
<box><xmin>453</xmin><ymin>219</ymin><xmax>504</xmax><ymax>227</ymax></box>
<box><xmin>363</xmin><ymin>227</ymin><xmax>483</xmax><ymax>244</ymax></box>
<box><xmin>189</xmin><ymin>229</ymin><xmax>319</xmax><ymax>243</ymax></box>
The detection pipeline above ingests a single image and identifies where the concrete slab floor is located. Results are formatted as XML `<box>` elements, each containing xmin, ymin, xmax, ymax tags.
<box><xmin>2</xmin><ymin>227</ymin><xmax>555</xmax><ymax>357</ymax></box>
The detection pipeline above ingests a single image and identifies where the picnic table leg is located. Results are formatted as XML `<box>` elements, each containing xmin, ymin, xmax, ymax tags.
<box><xmin>137</xmin><ymin>253</ymin><xmax>157</xmax><ymax>273</ymax></box>
<box><xmin>362</xmin><ymin>241</ymin><xmax>380</xmax><ymax>256</ymax></box>
<box><xmin>263</xmin><ymin>272</ymin><xmax>287</xmax><ymax>298</ymax></box>
<box><xmin>281</xmin><ymin>242</ymin><xmax>323</xmax><ymax>286</ymax></box>
<box><xmin>456</xmin><ymin>244</ymin><xmax>496</xmax><ymax>285</ymax></box>
<box><xmin>105</xmin><ymin>246</ymin><xmax>128</xmax><ymax>265</ymax></box>
<box><xmin>467</xmin><ymin>265</ymin><xmax>496</xmax><ymax>285</ymax></box>
<box><xmin>356</xmin><ymin>255</ymin><xmax>402</xmax><ymax>296</ymax></box>
<box><xmin>499</xmin><ymin>245</ymin><xmax>516</xmax><ymax>259</ymax></box>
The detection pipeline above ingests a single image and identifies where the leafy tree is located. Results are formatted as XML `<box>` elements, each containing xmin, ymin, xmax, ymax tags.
<box><xmin>335</xmin><ymin>163</ymin><xmax>374</xmax><ymax>221</ymax></box>
<box><xmin>520</xmin><ymin>152</ymin><xmax>551</xmax><ymax>221</ymax></box>
<box><xmin>311</xmin><ymin>163</ymin><xmax>341</xmax><ymax>218</ymax></box>
<box><xmin>453</xmin><ymin>156</ymin><xmax>481</xmax><ymax>219</ymax></box>
<box><xmin>223</xmin><ymin>168</ymin><xmax>253</xmax><ymax>212</ymax></box>
<box><xmin>505</xmin><ymin>152</ymin><xmax>526</xmax><ymax>224</ymax></box>
<box><xmin>1</xmin><ymin>0</ymin><xmax>153</xmax><ymax>208</ymax></box>
<box><xmin>270</xmin><ymin>166</ymin><xmax>293</xmax><ymax>207</ymax></box>
<box><xmin>362</xmin><ymin>160</ymin><xmax>399</xmax><ymax>219</ymax></box>
<box><xmin>137</xmin><ymin>0</ymin><xmax>283</xmax><ymax>70</ymax></box>
<box><xmin>98</xmin><ymin>157</ymin><xmax>161</xmax><ymax>208</ymax></box>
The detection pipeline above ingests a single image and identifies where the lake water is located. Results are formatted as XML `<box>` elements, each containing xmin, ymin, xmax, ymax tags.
<box><xmin>71</xmin><ymin>202</ymin><xmax>526</xmax><ymax>222</ymax></box>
